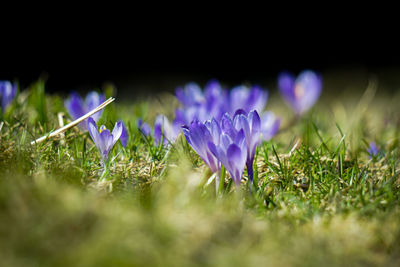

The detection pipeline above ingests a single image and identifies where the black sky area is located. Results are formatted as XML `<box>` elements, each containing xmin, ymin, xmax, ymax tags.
<box><xmin>2</xmin><ymin>39</ymin><xmax>400</xmax><ymax>96</ymax></box>
<box><xmin>3</xmin><ymin>5</ymin><xmax>400</xmax><ymax>96</ymax></box>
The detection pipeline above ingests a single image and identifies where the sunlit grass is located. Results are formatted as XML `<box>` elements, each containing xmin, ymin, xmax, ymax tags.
<box><xmin>0</xmin><ymin>79</ymin><xmax>399</xmax><ymax>266</ymax></box>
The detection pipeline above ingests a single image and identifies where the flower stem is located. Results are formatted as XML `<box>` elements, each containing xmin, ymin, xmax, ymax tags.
<box><xmin>253</xmin><ymin>162</ymin><xmax>258</xmax><ymax>188</ymax></box>
<box><xmin>246</xmin><ymin>161</ymin><xmax>254</xmax><ymax>184</ymax></box>
<box><xmin>100</xmin><ymin>159</ymin><xmax>111</xmax><ymax>181</ymax></box>
<box><xmin>218</xmin><ymin>167</ymin><xmax>226</xmax><ymax>195</ymax></box>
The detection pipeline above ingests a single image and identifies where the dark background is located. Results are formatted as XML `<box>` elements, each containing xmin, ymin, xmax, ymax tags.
<box><xmin>3</xmin><ymin>3</ymin><xmax>400</xmax><ymax>97</ymax></box>
<box><xmin>2</xmin><ymin>34</ymin><xmax>400</xmax><ymax>96</ymax></box>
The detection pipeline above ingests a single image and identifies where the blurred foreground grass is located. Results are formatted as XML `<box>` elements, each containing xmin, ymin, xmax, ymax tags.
<box><xmin>1</xmin><ymin>79</ymin><xmax>400</xmax><ymax>266</ymax></box>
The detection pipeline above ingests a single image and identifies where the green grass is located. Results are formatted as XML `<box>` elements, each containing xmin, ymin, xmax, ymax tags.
<box><xmin>1</xmin><ymin>80</ymin><xmax>400</xmax><ymax>266</ymax></box>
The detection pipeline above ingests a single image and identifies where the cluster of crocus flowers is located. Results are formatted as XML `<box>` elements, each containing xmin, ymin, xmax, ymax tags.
<box><xmin>64</xmin><ymin>90</ymin><xmax>129</xmax><ymax>166</ymax></box>
<box><xmin>65</xmin><ymin>91</ymin><xmax>105</xmax><ymax>129</ymax></box>
<box><xmin>139</xmin><ymin>80</ymin><xmax>280</xmax><ymax>146</ymax></box>
<box><xmin>174</xmin><ymin>80</ymin><xmax>269</xmax><ymax>126</ymax></box>
<box><xmin>183</xmin><ymin>110</ymin><xmax>263</xmax><ymax>189</ymax></box>
<box><xmin>278</xmin><ymin>70</ymin><xmax>322</xmax><ymax>115</ymax></box>
<box><xmin>208</xmin><ymin>128</ymin><xmax>247</xmax><ymax>187</ymax></box>
<box><xmin>0</xmin><ymin>81</ymin><xmax>17</xmax><ymax>113</ymax></box>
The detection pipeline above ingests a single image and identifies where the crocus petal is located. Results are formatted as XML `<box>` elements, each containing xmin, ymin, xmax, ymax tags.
<box><xmin>0</xmin><ymin>81</ymin><xmax>17</xmax><ymax>111</ymax></box>
<box><xmin>176</xmin><ymin>83</ymin><xmax>204</xmax><ymax>107</ymax></box>
<box><xmin>85</xmin><ymin>92</ymin><xmax>105</xmax><ymax>122</ymax></box>
<box><xmin>112</xmin><ymin>120</ymin><xmax>124</xmax><ymax>147</ymax></box>
<box><xmin>65</xmin><ymin>91</ymin><xmax>106</xmax><ymax>130</ymax></box>
<box><xmin>248</xmin><ymin>110</ymin><xmax>261</xmax><ymax>155</ymax></box>
<box><xmin>99</xmin><ymin>129</ymin><xmax>112</xmax><ymax>159</ymax></box>
<box><xmin>221</xmin><ymin>113</ymin><xmax>237</xmax><ymax>139</ymax></box>
<box><xmin>87</xmin><ymin>117</ymin><xmax>101</xmax><ymax>151</ymax></box>
<box><xmin>185</xmin><ymin>83</ymin><xmax>204</xmax><ymax>105</ymax></box>
<box><xmin>154</xmin><ymin>116</ymin><xmax>163</xmax><ymax>145</ymax></box>
<box><xmin>204</xmin><ymin>80</ymin><xmax>227</xmax><ymax>119</ymax></box>
<box><xmin>138</xmin><ymin>119</ymin><xmax>152</xmax><ymax>137</ymax></box>
<box><xmin>235</xmin><ymin>128</ymin><xmax>246</xmax><ymax>149</ymax></box>
<box><xmin>154</xmin><ymin>115</ymin><xmax>177</xmax><ymax>145</ymax></box>
<box><xmin>294</xmin><ymin>70</ymin><xmax>322</xmax><ymax>114</ymax></box>
<box><xmin>205</xmin><ymin>81</ymin><xmax>223</xmax><ymax>108</ymax></box>
<box><xmin>367</xmin><ymin>142</ymin><xmax>379</xmax><ymax>157</ymax></box>
<box><xmin>246</xmin><ymin>86</ymin><xmax>268</xmax><ymax>113</ymax></box>
<box><xmin>187</xmin><ymin>121</ymin><xmax>212</xmax><ymax>156</ymax></box>
<box><xmin>278</xmin><ymin>72</ymin><xmax>296</xmax><ymax>100</ymax></box>
<box><xmin>229</xmin><ymin>86</ymin><xmax>248</xmax><ymax>114</ymax></box>
<box><xmin>204</xmin><ymin>79</ymin><xmax>221</xmax><ymax>100</ymax></box>
<box><xmin>85</xmin><ymin>91</ymin><xmax>105</xmax><ymax>111</ymax></box>
<box><xmin>207</xmin><ymin>141</ymin><xmax>219</xmax><ymax>159</ymax></box>
<box><xmin>182</xmin><ymin>126</ymin><xmax>192</xmax><ymax>146</ymax></box>
<box><xmin>175</xmin><ymin>87</ymin><xmax>186</xmax><ymax>105</ymax></box>
<box><xmin>248</xmin><ymin>110</ymin><xmax>261</xmax><ymax>134</ymax></box>
<box><xmin>234</xmin><ymin>114</ymin><xmax>250</xmax><ymax>141</ymax></box>
<box><xmin>260</xmin><ymin>111</ymin><xmax>281</xmax><ymax>141</ymax></box>
<box><xmin>205</xmin><ymin>118</ymin><xmax>221</xmax><ymax>145</ymax></box>
<box><xmin>233</xmin><ymin>113</ymin><xmax>256</xmax><ymax>160</ymax></box>
<box><xmin>205</xmin><ymin>151</ymin><xmax>219</xmax><ymax>173</ymax></box>
<box><xmin>171</xmin><ymin>122</ymin><xmax>183</xmax><ymax>141</ymax></box>
<box><xmin>234</xmin><ymin>109</ymin><xmax>247</xmax><ymax>117</ymax></box>
<box><xmin>182</xmin><ymin>120</ymin><xmax>220</xmax><ymax>173</ymax></box>
<box><xmin>65</xmin><ymin>92</ymin><xmax>85</xmax><ymax>120</ymax></box>
<box><xmin>220</xmin><ymin>133</ymin><xmax>233</xmax><ymax>152</ymax></box>
<box><xmin>226</xmin><ymin>143</ymin><xmax>246</xmax><ymax>186</ymax></box>
<box><xmin>208</xmin><ymin>141</ymin><xmax>229</xmax><ymax>172</ymax></box>
<box><xmin>173</xmin><ymin>109</ymin><xmax>189</xmax><ymax>130</ymax></box>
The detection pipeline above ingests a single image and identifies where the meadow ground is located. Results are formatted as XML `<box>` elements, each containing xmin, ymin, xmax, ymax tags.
<box><xmin>1</xmin><ymin>77</ymin><xmax>400</xmax><ymax>266</ymax></box>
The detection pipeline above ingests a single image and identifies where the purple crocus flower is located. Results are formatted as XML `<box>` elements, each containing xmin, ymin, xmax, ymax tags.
<box><xmin>174</xmin><ymin>80</ymin><xmax>269</xmax><ymax>127</ymax></box>
<box><xmin>208</xmin><ymin>128</ymin><xmax>247</xmax><ymax>187</ymax></box>
<box><xmin>175</xmin><ymin>82</ymin><xmax>204</xmax><ymax>108</ymax></box>
<box><xmin>260</xmin><ymin>111</ymin><xmax>281</xmax><ymax>141</ymax></box>
<box><xmin>232</xmin><ymin>110</ymin><xmax>261</xmax><ymax>183</ymax></box>
<box><xmin>137</xmin><ymin>119</ymin><xmax>152</xmax><ymax>137</ymax></box>
<box><xmin>229</xmin><ymin>85</ymin><xmax>268</xmax><ymax>115</ymax></box>
<box><xmin>173</xmin><ymin>109</ymin><xmax>190</xmax><ymax>131</ymax></box>
<box><xmin>87</xmin><ymin>117</ymin><xmax>123</xmax><ymax>161</ymax></box>
<box><xmin>65</xmin><ymin>91</ymin><xmax>105</xmax><ymax>129</ymax></box>
<box><xmin>138</xmin><ymin>115</ymin><xmax>181</xmax><ymax>147</ymax></box>
<box><xmin>154</xmin><ymin>115</ymin><xmax>181</xmax><ymax>146</ymax></box>
<box><xmin>367</xmin><ymin>142</ymin><xmax>379</xmax><ymax>158</ymax></box>
<box><xmin>0</xmin><ymin>81</ymin><xmax>17</xmax><ymax>112</ymax></box>
<box><xmin>173</xmin><ymin>105</ymin><xmax>209</xmax><ymax>127</ymax></box>
<box><xmin>182</xmin><ymin>119</ymin><xmax>221</xmax><ymax>174</ymax></box>
<box><xmin>204</xmin><ymin>80</ymin><xmax>229</xmax><ymax>121</ymax></box>
<box><xmin>278</xmin><ymin>70</ymin><xmax>322</xmax><ymax>115</ymax></box>
<box><xmin>120</xmin><ymin>121</ymin><xmax>129</xmax><ymax>147</ymax></box>
<box><xmin>173</xmin><ymin>81</ymin><xmax>226</xmax><ymax>127</ymax></box>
